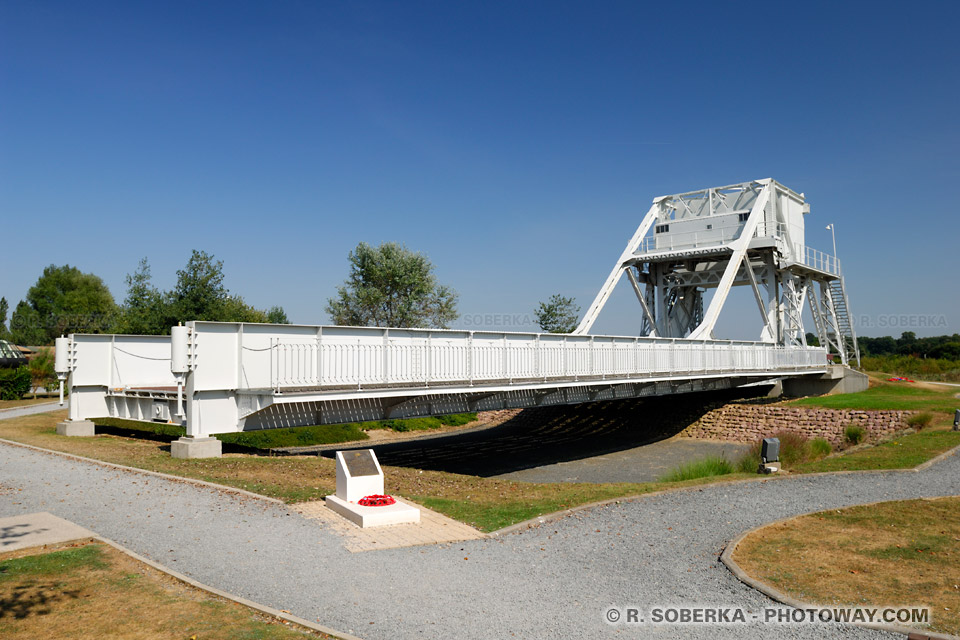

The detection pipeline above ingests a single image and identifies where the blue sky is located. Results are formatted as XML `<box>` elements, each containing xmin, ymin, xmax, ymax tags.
<box><xmin>1</xmin><ymin>1</ymin><xmax>958</xmax><ymax>338</ymax></box>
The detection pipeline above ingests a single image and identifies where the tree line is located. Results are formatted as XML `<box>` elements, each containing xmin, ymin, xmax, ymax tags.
<box><xmin>858</xmin><ymin>332</ymin><xmax>960</xmax><ymax>360</ymax></box>
<box><xmin>0</xmin><ymin>242</ymin><xmax>586</xmax><ymax>350</ymax></box>
<box><xmin>0</xmin><ymin>250</ymin><xmax>290</xmax><ymax>345</ymax></box>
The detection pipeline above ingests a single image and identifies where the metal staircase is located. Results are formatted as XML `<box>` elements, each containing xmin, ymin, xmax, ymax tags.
<box><xmin>828</xmin><ymin>277</ymin><xmax>860</xmax><ymax>367</ymax></box>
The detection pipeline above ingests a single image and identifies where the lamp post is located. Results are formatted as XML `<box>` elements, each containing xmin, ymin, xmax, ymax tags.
<box><xmin>826</xmin><ymin>224</ymin><xmax>838</xmax><ymax>273</ymax></box>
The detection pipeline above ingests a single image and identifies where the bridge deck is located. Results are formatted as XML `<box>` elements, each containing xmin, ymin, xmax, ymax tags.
<box><xmin>64</xmin><ymin>322</ymin><xmax>828</xmax><ymax>437</ymax></box>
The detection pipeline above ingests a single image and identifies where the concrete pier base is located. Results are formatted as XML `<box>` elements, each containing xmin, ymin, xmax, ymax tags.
<box><xmin>56</xmin><ymin>420</ymin><xmax>96</xmax><ymax>437</ymax></box>
<box><xmin>782</xmin><ymin>365</ymin><xmax>868</xmax><ymax>397</ymax></box>
<box><xmin>171</xmin><ymin>437</ymin><xmax>222</xmax><ymax>459</ymax></box>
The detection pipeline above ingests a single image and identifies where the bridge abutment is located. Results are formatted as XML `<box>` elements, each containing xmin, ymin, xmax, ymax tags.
<box><xmin>782</xmin><ymin>365</ymin><xmax>867</xmax><ymax>397</ymax></box>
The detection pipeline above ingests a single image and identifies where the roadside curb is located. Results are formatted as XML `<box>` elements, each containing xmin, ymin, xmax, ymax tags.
<box><xmin>719</xmin><ymin>499</ymin><xmax>960</xmax><ymax>640</ymax></box>
<box><xmin>90</xmin><ymin>536</ymin><xmax>366</xmax><ymax>640</ymax></box>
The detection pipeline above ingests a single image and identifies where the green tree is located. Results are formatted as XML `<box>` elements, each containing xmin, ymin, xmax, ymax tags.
<box><xmin>27</xmin><ymin>348</ymin><xmax>55</xmax><ymax>398</ymax></box>
<box><xmin>325</xmin><ymin>242</ymin><xmax>459</xmax><ymax>328</ymax></box>
<box><xmin>167</xmin><ymin>250</ymin><xmax>229</xmax><ymax>323</ymax></box>
<box><xmin>218</xmin><ymin>295</ymin><xmax>269</xmax><ymax>323</ymax></box>
<box><xmin>804</xmin><ymin>332</ymin><xmax>820</xmax><ymax>347</ymax></box>
<box><xmin>10</xmin><ymin>265</ymin><xmax>116</xmax><ymax>345</ymax></box>
<box><xmin>0</xmin><ymin>297</ymin><xmax>9</xmax><ymax>340</ymax></box>
<box><xmin>534</xmin><ymin>294</ymin><xmax>580</xmax><ymax>333</ymax></box>
<box><xmin>266</xmin><ymin>306</ymin><xmax>290</xmax><ymax>324</ymax></box>
<box><xmin>164</xmin><ymin>250</ymin><xmax>280</xmax><ymax>327</ymax></box>
<box><xmin>115</xmin><ymin>258</ymin><xmax>167</xmax><ymax>335</ymax></box>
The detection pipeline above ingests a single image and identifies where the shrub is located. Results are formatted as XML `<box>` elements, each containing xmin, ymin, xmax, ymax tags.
<box><xmin>844</xmin><ymin>424</ymin><xmax>866</xmax><ymax>445</ymax></box>
<box><xmin>0</xmin><ymin>366</ymin><xmax>31</xmax><ymax>400</ymax></box>
<box><xmin>906</xmin><ymin>412</ymin><xmax>934</xmax><ymax>430</ymax></box>
<box><xmin>382</xmin><ymin>417</ymin><xmax>443</xmax><ymax>432</ymax></box>
<box><xmin>737</xmin><ymin>445</ymin><xmax>762</xmax><ymax>473</ymax></box>
<box><xmin>659</xmin><ymin>456</ymin><xmax>735</xmax><ymax>483</ymax></box>
<box><xmin>737</xmin><ymin>431</ymin><xmax>809</xmax><ymax>472</ymax></box>
<box><xmin>217</xmin><ymin>423</ymin><xmax>368</xmax><ymax>449</ymax></box>
<box><xmin>775</xmin><ymin>431</ymin><xmax>810</xmax><ymax>465</ymax></box>
<box><xmin>807</xmin><ymin>437</ymin><xmax>833</xmax><ymax>460</ymax></box>
<box><xmin>353</xmin><ymin>413</ymin><xmax>477</xmax><ymax>432</ymax></box>
<box><xmin>437</xmin><ymin>413</ymin><xmax>477</xmax><ymax>427</ymax></box>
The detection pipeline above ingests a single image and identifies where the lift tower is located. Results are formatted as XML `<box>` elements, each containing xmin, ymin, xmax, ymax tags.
<box><xmin>575</xmin><ymin>179</ymin><xmax>860</xmax><ymax>366</ymax></box>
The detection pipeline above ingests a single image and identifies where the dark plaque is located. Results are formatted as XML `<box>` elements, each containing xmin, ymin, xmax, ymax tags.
<box><xmin>343</xmin><ymin>450</ymin><xmax>379</xmax><ymax>477</ymax></box>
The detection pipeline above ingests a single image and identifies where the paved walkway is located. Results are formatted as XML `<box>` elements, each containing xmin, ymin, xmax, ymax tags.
<box><xmin>2</xmin><ymin>436</ymin><xmax>955</xmax><ymax>638</ymax></box>
<box><xmin>0</xmin><ymin>511</ymin><xmax>93</xmax><ymax>552</ymax></box>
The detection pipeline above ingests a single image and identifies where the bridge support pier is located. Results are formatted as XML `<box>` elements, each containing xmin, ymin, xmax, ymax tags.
<box><xmin>56</xmin><ymin>420</ymin><xmax>95</xmax><ymax>437</ymax></box>
<box><xmin>782</xmin><ymin>365</ymin><xmax>867</xmax><ymax>397</ymax></box>
<box><xmin>171</xmin><ymin>437</ymin><xmax>222</xmax><ymax>459</ymax></box>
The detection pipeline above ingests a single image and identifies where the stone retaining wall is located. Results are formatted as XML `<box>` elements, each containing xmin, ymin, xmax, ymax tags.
<box><xmin>476</xmin><ymin>408</ymin><xmax>524</xmax><ymax>426</ymax></box>
<box><xmin>680</xmin><ymin>403</ymin><xmax>915</xmax><ymax>446</ymax></box>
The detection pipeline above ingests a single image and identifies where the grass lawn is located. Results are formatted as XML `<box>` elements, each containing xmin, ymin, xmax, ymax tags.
<box><xmin>786</xmin><ymin>378</ymin><xmax>960</xmax><ymax>474</ymax></box>
<box><xmin>794</xmin><ymin>428</ymin><xmax>960</xmax><ymax>473</ymax></box>
<box><xmin>732</xmin><ymin>497</ymin><xmax>960</xmax><ymax>636</ymax></box>
<box><xmin>786</xmin><ymin>379</ymin><xmax>959</xmax><ymax>413</ymax></box>
<box><xmin>0</xmin><ymin>540</ymin><xmax>328</xmax><ymax>639</ymax></box>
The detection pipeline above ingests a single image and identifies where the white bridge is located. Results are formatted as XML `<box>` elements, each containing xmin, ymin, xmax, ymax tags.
<box><xmin>54</xmin><ymin>179</ymin><xmax>857</xmax><ymax>457</ymax></box>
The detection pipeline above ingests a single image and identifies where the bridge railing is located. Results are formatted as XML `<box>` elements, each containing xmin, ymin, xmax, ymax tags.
<box><xmin>60</xmin><ymin>324</ymin><xmax>827</xmax><ymax>397</ymax></box>
<box><xmin>199</xmin><ymin>323</ymin><xmax>829</xmax><ymax>392</ymax></box>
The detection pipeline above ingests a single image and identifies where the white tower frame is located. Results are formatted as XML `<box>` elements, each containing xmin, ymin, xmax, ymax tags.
<box><xmin>575</xmin><ymin>179</ymin><xmax>859</xmax><ymax>366</ymax></box>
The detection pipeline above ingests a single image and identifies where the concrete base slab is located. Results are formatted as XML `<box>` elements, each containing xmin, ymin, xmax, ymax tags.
<box><xmin>56</xmin><ymin>420</ymin><xmax>95</xmax><ymax>437</ymax></box>
<box><xmin>782</xmin><ymin>365</ymin><xmax>868</xmax><ymax>397</ymax></box>
<box><xmin>325</xmin><ymin>494</ymin><xmax>420</xmax><ymax>528</ymax></box>
<box><xmin>295</xmin><ymin>499</ymin><xmax>483</xmax><ymax>552</ymax></box>
<box><xmin>171</xmin><ymin>437</ymin><xmax>222</xmax><ymax>459</ymax></box>
<box><xmin>0</xmin><ymin>512</ymin><xmax>94</xmax><ymax>553</ymax></box>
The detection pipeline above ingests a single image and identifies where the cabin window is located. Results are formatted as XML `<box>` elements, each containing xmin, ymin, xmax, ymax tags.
<box><xmin>655</xmin><ymin>224</ymin><xmax>670</xmax><ymax>234</ymax></box>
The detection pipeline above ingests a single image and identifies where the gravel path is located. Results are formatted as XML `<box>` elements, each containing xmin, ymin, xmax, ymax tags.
<box><xmin>0</xmin><ymin>400</ymin><xmax>64</xmax><ymax>420</ymax></box>
<box><xmin>1</xmin><ymin>438</ymin><xmax>956</xmax><ymax>639</ymax></box>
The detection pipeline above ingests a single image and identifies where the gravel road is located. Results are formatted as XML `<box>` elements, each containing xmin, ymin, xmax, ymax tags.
<box><xmin>0</xmin><ymin>400</ymin><xmax>64</xmax><ymax>420</ymax></box>
<box><xmin>0</xmin><ymin>436</ymin><xmax>955</xmax><ymax>639</ymax></box>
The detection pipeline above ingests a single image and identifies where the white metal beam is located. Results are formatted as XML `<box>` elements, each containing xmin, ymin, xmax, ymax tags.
<box><xmin>573</xmin><ymin>200</ymin><xmax>662</xmax><ymax>334</ymax></box>
<box><xmin>625</xmin><ymin>267</ymin><xmax>658</xmax><ymax>336</ymax></box>
<box><xmin>688</xmin><ymin>181</ymin><xmax>771</xmax><ymax>339</ymax></box>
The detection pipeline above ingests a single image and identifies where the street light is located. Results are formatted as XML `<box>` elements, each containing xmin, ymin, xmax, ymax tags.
<box><xmin>826</xmin><ymin>224</ymin><xmax>838</xmax><ymax>272</ymax></box>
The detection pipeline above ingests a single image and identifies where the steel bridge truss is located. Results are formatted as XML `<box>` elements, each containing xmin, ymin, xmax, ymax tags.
<box><xmin>54</xmin><ymin>178</ymin><xmax>856</xmax><ymax>440</ymax></box>
<box><xmin>575</xmin><ymin>179</ymin><xmax>860</xmax><ymax>366</ymax></box>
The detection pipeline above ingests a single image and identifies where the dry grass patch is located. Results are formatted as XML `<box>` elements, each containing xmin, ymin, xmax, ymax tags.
<box><xmin>732</xmin><ymin>497</ymin><xmax>960</xmax><ymax>635</ymax></box>
<box><xmin>0</xmin><ymin>539</ymin><xmax>329</xmax><ymax>639</ymax></box>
